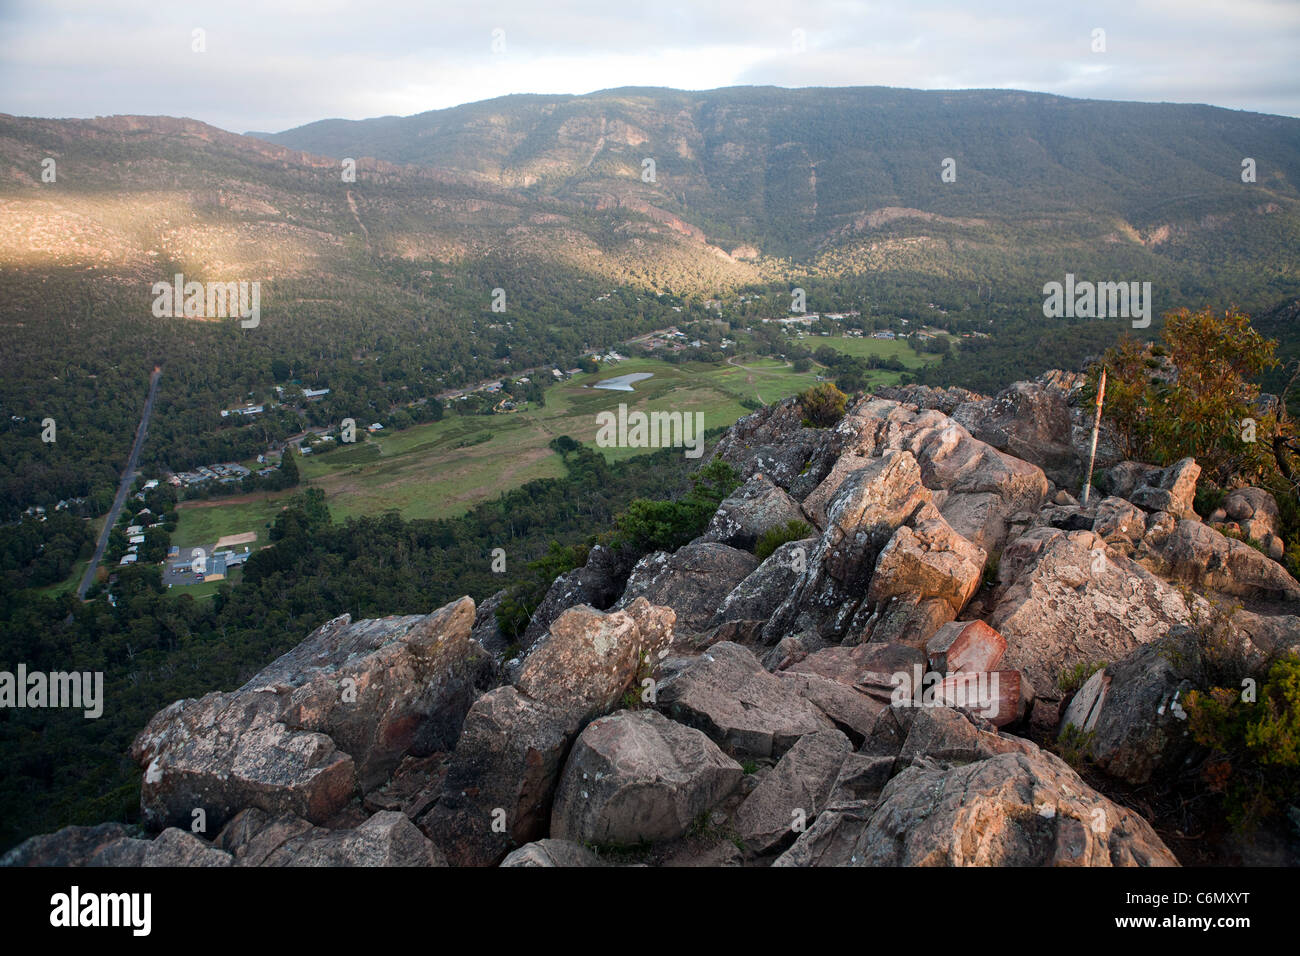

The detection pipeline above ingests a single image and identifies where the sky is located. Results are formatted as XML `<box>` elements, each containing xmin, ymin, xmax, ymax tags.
<box><xmin>1</xmin><ymin>0</ymin><xmax>1298</xmax><ymax>133</ymax></box>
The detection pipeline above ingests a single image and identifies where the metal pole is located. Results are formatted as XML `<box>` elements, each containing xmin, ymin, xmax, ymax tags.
<box><xmin>1081</xmin><ymin>367</ymin><xmax>1107</xmax><ymax>506</ymax></box>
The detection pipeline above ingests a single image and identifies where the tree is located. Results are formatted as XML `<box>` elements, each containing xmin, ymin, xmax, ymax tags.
<box><xmin>1096</xmin><ymin>307</ymin><xmax>1280</xmax><ymax>487</ymax></box>
<box><xmin>277</xmin><ymin>448</ymin><xmax>301</xmax><ymax>489</ymax></box>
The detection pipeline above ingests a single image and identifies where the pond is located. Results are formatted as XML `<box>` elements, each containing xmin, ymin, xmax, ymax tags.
<box><xmin>592</xmin><ymin>372</ymin><xmax>655</xmax><ymax>392</ymax></box>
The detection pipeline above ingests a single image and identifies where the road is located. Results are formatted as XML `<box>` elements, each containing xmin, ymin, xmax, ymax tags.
<box><xmin>77</xmin><ymin>366</ymin><xmax>163</xmax><ymax>599</ymax></box>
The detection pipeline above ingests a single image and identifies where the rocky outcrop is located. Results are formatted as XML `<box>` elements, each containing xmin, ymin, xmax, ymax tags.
<box><xmin>421</xmin><ymin>598</ymin><xmax>676</xmax><ymax>865</ymax></box>
<box><xmin>551</xmin><ymin>709</ymin><xmax>741</xmax><ymax>845</ymax></box>
<box><xmin>15</xmin><ymin>376</ymin><xmax>1289</xmax><ymax>870</ymax></box>
<box><xmin>131</xmin><ymin>598</ymin><xmax>491</xmax><ymax>832</ymax></box>
<box><xmin>659</xmin><ymin>642</ymin><xmax>835</xmax><ymax>758</ymax></box>
<box><xmin>850</xmin><ymin>749</ymin><xmax>1179</xmax><ymax>866</ymax></box>
<box><xmin>952</xmin><ymin>381</ymin><xmax>1081</xmax><ymax>486</ymax></box>
<box><xmin>988</xmin><ymin>527</ymin><xmax>1198</xmax><ymax>696</ymax></box>
<box><xmin>616</xmin><ymin>543</ymin><xmax>758</xmax><ymax>634</ymax></box>
<box><xmin>696</xmin><ymin>473</ymin><xmax>807</xmax><ymax>551</ymax></box>
<box><xmin>1131</xmin><ymin>458</ymin><xmax>1201</xmax><ymax>519</ymax></box>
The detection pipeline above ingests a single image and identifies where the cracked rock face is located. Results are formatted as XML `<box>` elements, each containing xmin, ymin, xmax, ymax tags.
<box><xmin>616</xmin><ymin>543</ymin><xmax>757</xmax><ymax>635</ymax></box>
<box><xmin>551</xmin><ymin>709</ymin><xmax>742</xmax><ymax>845</ymax></box>
<box><xmin>130</xmin><ymin>598</ymin><xmax>491</xmax><ymax>832</ymax></box>
<box><xmin>850</xmin><ymin>749</ymin><xmax>1179</xmax><ymax>867</ymax></box>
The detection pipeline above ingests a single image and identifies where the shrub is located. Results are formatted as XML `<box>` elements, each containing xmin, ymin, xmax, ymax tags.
<box><xmin>1057</xmin><ymin>660</ymin><xmax>1106</xmax><ymax>696</ymax></box>
<box><xmin>754</xmin><ymin>519</ymin><xmax>813</xmax><ymax>561</ymax></box>
<box><xmin>798</xmin><ymin>382</ymin><xmax>848</xmax><ymax>428</ymax></box>
<box><xmin>613</xmin><ymin>459</ymin><xmax>740</xmax><ymax>555</ymax></box>
<box><xmin>1184</xmin><ymin>654</ymin><xmax>1300</xmax><ymax>831</ymax></box>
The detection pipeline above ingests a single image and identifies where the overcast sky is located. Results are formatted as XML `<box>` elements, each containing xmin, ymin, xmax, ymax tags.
<box><xmin>2</xmin><ymin>0</ymin><xmax>1297</xmax><ymax>133</ymax></box>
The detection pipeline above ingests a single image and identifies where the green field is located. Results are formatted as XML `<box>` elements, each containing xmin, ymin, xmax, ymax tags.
<box><xmin>170</xmin><ymin>336</ymin><xmax>939</xmax><ymax>540</ymax></box>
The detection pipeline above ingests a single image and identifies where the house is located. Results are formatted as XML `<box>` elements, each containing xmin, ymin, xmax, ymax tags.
<box><xmin>142</xmin><ymin>479</ymin><xmax>159</xmax><ymax>491</ymax></box>
<box><xmin>302</xmin><ymin>388</ymin><xmax>331</xmax><ymax>399</ymax></box>
<box><xmin>119</xmin><ymin>554</ymin><xmax>137</xmax><ymax>565</ymax></box>
<box><xmin>220</xmin><ymin>404</ymin><xmax>264</xmax><ymax>418</ymax></box>
<box><xmin>126</xmin><ymin>525</ymin><xmax>143</xmax><ymax>535</ymax></box>
<box><xmin>129</xmin><ymin>534</ymin><xmax>145</xmax><ymax>545</ymax></box>
<box><xmin>368</xmin><ymin>423</ymin><xmax>384</xmax><ymax>432</ymax></box>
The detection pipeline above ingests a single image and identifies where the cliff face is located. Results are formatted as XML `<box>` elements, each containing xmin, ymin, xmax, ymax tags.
<box><xmin>6</xmin><ymin>374</ymin><xmax>1299</xmax><ymax>868</ymax></box>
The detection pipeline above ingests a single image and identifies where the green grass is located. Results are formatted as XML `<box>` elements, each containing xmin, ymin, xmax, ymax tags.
<box><xmin>168</xmin><ymin>336</ymin><xmax>938</xmax><ymax>532</ymax></box>
<box><xmin>171</xmin><ymin>497</ymin><xmax>285</xmax><ymax>550</ymax></box>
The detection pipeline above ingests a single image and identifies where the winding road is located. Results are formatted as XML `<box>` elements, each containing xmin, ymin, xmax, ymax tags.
<box><xmin>77</xmin><ymin>366</ymin><xmax>163</xmax><ymax>599</ymax></box>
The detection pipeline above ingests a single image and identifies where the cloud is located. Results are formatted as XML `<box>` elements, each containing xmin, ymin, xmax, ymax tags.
<box><xmin>0</xmin><ymin>0</ymin><xmax>1296</xmax><ymax>131</ymax></box>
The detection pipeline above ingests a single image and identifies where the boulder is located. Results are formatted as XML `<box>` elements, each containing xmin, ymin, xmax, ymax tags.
<box><xmin>1140</xmin><ymin>519</ymin><xmax>1300</xmax><ymax>604</ymax></box>
<box><xmin>1216</xmin><ymin>487</ymin><xmax>1283</xmax><ymax>557</ymax></box>
<box><xmin>697</xmin><ymin>473</ymin><xmax>807</xmax><ymax>550</ymax></box>
<box><xmin>774</xmin><ymin>670</ymin><xmax>887</xmax><ymax>742</ymax></box>
<box><xmin>470</xmin><ymin>589</ymin><xmax>511</xmax><ymax>660</ymax></box>
<box><xmin>934</xmin><ymin>670</ymin><xmax>1029</xmax><ymax>727</ymax></box>
<box><xmin>217</xmin><ymin>808</ymin><xmax>445</xmax><ymax>866</ymax></box>
<box><xmin>989</xmin><ymin>527</ymin><xmax>1197</xmax><ymax>696</ymax></box>
<box><xmin>786</xmin><ymin>641</ymin><xmax>926</xmax><ymax>706</ymax></box>
<box><xmin>771</xmin><ymin>800</ymin><xmax>877</xmax><ymax>867</ymax></box>
<box><xmin>731</xmin><ymin>729</ymin><xmax>852</xmax><ymax>854</ymax></box>
<box><xmin>133</xmin><ymin>692</ymin><xmax>359</xmax><ymax>834</ymax></box>
<box><xmin>1</xmin><ymin>823</ymin><xmax>231</xmax><ymax>867</ymax></box>
<box><xmin>852</xmin><ymin>749</ymin><xmax>1179</xmax><ymax>866</ymax></box>
<box><xmin>951</xmin><ymin>381</ymin><xmax>1081</xmax><ymax>486</ymax></box>
<box><xmin>876</xmin><ymin>383</ymin><xmax>985</xmax><ymax>415</ymax></box>
<box><xmin>521</xmin><ymin>544</ymin><xmax>632</xmax><ymax>649</ymax></box>
<box><xmin>763</xmin><ymin>451</ymin><xmax>932</xmax><ymax>642</ymax></box>
<box><xmin>500</xmin><ymin>839</ymin><xmax>606</xmax><ymax>867</ymax></box>
<box><xmin>130</xmin><ymin>598</ymin><xmax>492</xmax><ymax>832</ymax></box>
<box><xmin>514</xmin><ymin>598</ymin><xmax>677</xmax><ymax>723</ymax></box>
<box><xmin>616</xmin><ymin>544</ymin><xmax>757</xmax><ymax>635</ymax></box>
<box><xmin>424</xmin><ymin>599</ymin><xmax>678</xmax><ymax>865</ymax></box>
<box><xmin>859</xmin><ymin>505</ymin><xmax>986</xmax><ymax>647</ymax></box>
<box><xmin>803</xmin><ymin>397</ymin><xmax>1049</xmax><ymax>553</ymax></box>
<box><xmin>551</xmin><ymin>709</ymin><xmax>742</xmax><ymax>846</ymax></box>
<box><xmin>710</xmin><ymin>538</ymin><xmax>814</xmax><ymax>626</ymax></box>
<box><xmin>658</xmin><ymin>642</ymin><xmax>835</xmax><ymax>758</ymax></box>
<box><xmin>894</xmin><ymin>705</ymin><xmax>1036</xmax><ymax>770</ymax></box>
<box><xmin>419</xmin><ymin>685</ymin><xmax>577</xmax><ymax>867</ymax></box>
<box><xmin>1090</xmin><ymin>496</ymin><xmax>1148</xmax><ymax>555</ymax></box>
<box><xmin>1058</xmin><ymin>632</ymin><xmax>1204</xmax><ymax>786</ymax></box>
<box><xmin>1</xmin><ymin>823</ymin><xmax>138</xmax><ymax>867</ymax></box>
<box><xmin>711</xmin><ymin>397</ymin><xmax>834</xmax><ymax>498</ymax></box>
<box><xmin>1131</xmin><ymin>458</ymin><xmax>1201</xmax><ymax>519</ymax></box>
<box><xmin>1100</xmin><ymin>461</ymin><xmax>1160</xmax><ymax>500</ymax></box>
<box><xmin>926</xmin><ymin>620</ymin><xmax>1007</xmax><ymax>674</ymax></box>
